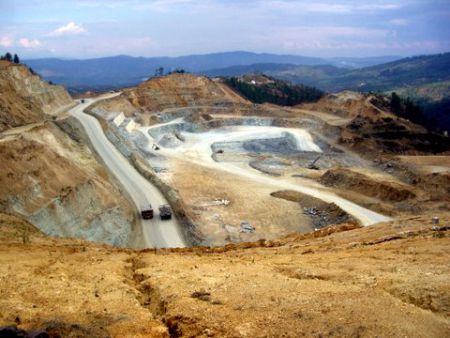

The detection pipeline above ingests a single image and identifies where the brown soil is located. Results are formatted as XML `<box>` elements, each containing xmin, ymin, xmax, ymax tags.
<box><xmin>320</xmin><ymin>168</ymin><xmax>416</xmax><ymax>202</ymax></box>
<box><xmin>0</xmin><ymin>63</ymin><xmax>45</xmax><ymax>132</ymax></box>
<box><xmin>270</xmin><ymin>190</ymin><xmax>354</xmax><ymax>228</ymax></box>
<box><xmin>299</xmin><ymin>91</ymin><xmax>391</xmax><ymax>120</ymax></box>
<box><xmin>0</xmin><ymin>61</ymin><xmax>72</xmax><ymax>132</ymax></box>
<box><xmin>124</xmin><ymin>73</ymin><xmax>245</xmax><ymax>112</ymax></box>
<box><xmin>417</xmin><ymin>172</ymin><xmax>450</xmax><ymax>201</ymax></box>
<box><xmin>1</xmin><ymin>212</ymin><xmax>449</xmax><ymax>337</ymax></box>
<box><xmin>168</xmin><ymin>160</ymin><xmax>312</xmax><ymax>245</ymax></box>
<box><xmin>0</xmin><ymin>121</ymin><xmax>138</xmax><ymax>246</ymax></box>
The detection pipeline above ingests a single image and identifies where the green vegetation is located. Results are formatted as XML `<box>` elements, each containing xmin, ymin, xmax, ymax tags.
<box><xmin>1</xmin><ymin>52</ymin><xmax>20</xmax><ymax>64</ymax></box>
<box><xmin>0</xmin><ymin>52</ymin><xmax>13</xmax><ymax>62</ymax></box>
<box><xmin>233</xmin><ymin>53</ymin><xmax>450</xmax><ymax>131</ymax></box>
<box><xmin>388</xmin><ymin>92</ymin><xmax>450</xmax><ymax>133</ymax></box>
<box><xmin>169</xmin><ymin>68</ymin><xmax>186</xmax><ymax>74</ymax></box>
<box><xmin>154</xmin><ymin>67</ymin><xmax>164</xmax><ymax>77</ymax></box>
<box><xmin>225</xmin><ymin>76</ymin><xmax>323</xmax><ymax>106</ymax></box>
<box><xmin>390</xmin><ymin>92</ymin><xmax>423</xmax><ymax>124</ymax></box>
<box><xmin>272</xmin><ymin>52</ymin><xmax>450</xmax><ymax>93</ymax></box>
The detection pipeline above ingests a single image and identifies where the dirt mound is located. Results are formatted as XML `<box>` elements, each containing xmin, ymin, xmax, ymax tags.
<box><xmin>300</xmin><ymin>91</ymin><xmax>390</xmax><ymax>119</ymax></box>
<box><xmin>320</xmin><ymin>168</ymin><xmax>416</xmax><ymax>202</ymax></box>
<box><xmin>0</xmin><ymin>62</ymin><xmax>73</xmax><ymax>132</ymax></box>
<box><xmin>271</xmin><ymin>190</ymin><xmax>354</xmax><ymax>228</ymax></box>
<box><xmin>342</xmin><ymin>115</ymin><xmax>450</xmax><ymax>154</ymax></box>
<box><xmin>125</xmin><ymin>73</ymin><xmax>243</xmax><ymax>112</ymax></box>
<box><xmin>417</xmin><ymin>172</ymin><xmax>450</xmax><ymax>200</ymax></box>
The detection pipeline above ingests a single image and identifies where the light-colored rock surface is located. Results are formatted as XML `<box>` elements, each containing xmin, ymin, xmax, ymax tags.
<box><xmin>0</xmin><ymin>123</ymin><xmax>138</xmax><ymax>246</ymax></box>
<box><xmin>0</xmin><ymin>61</ymin><xmax>73</xmax><ymax>132</ymax></box>
<box><xmin>0</xmin><ymin>63</ymin><xmax>139</xmax><ymax>247</ymax></box>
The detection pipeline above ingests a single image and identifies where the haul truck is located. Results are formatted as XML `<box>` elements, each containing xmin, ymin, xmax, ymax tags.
<box><xmin>140</xmin><ymin>205</ymin><xmax>154</xmax><ymax>219</ymax></box>
<box><xmin>159</xmin><ymin>205</ymin><xmax>172</xmax><ymax>220</ymax></box>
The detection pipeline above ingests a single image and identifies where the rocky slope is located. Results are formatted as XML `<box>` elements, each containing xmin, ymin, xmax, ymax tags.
<box><xmin>0</xmin><ymin>212</ymin><xmax>449</xmax><ymax>337</ymax></box>
<box><xmin>0</xmin><ymin>122</ymin><xmax>139</xmax><ymax>246</ymax></box>
<box><xmin>300</xmin><ymin>91</ymin><xmax>450</xmax><ymax>155</ymax></box>
<box><xmin>0</xmin><ymin>61</ymin><xmax>73</xmax><ymax>132</ymax></box>
<box><xmin>92</xmin><ymin>73</ymin><xmax>248</xmax><ymax>117</ymax></box>
<box><xmin>0</xmin><ymin>62</ymin><xmax>140</xmax><ymax>247</ymax></box>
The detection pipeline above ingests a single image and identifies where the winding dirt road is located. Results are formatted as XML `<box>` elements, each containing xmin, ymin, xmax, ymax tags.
<box><xmin>144</xmin><ymin>125</ymin><xmax>391</xmax><ymax>226</ymax></box>
<box><xmin>70</xmin><ymin>95</ymin><xmax>186</xmax><ymax>248</ymax></box>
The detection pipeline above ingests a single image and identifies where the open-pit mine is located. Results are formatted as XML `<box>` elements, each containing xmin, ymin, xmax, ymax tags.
<box><xmin>1</xmin><ymin>65</ymin><xmax>449</xmax><ymax>337</ymax></box>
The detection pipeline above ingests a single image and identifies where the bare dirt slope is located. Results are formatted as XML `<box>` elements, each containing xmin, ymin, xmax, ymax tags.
<box><xmin>302</xmin><ymin>91</ymin><xmax>450</xmax><ymax>155</ymax></box>
<box><xmin>0</xmin><ymin>61</ymin><xmax>73</xmax><ymax>132</ymax></box>
<box><xmin>0</xmin><ymin>67</ymin><xmax>139</xmax><ymax>247</ymax></box>
<box><xmin>299</xmin><ymin>91</ymin><xmax>392</xmax><ymax>120</ymax></box>
<box><xmin>0</xmin><ymin>121</ymin><xmax>139</xmax><ymax>246</ymax></box>
<box><xmin>90</xmin><ymin>74</ymin><xmax>251</xmax><ymax>125</ymax></box>
<box><xmin>1</xmin><ymin>212</ymin><xmax>449</xmax><ymax>337</ymax></box>
<box><xmin>125</xmin><ymin>73</ymin><xmax>246</xmax><ymax>112</ymax></box>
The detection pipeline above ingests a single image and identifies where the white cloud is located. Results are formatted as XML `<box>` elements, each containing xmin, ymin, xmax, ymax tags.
<box><xmin>252</xmin><ymin>25</ymin><xmax>393</xmax><ymax>53</ymax></box>
<box><xmin>0</xmin><ymin>36</ymin><xmax>14</xmax><ymax>48</ymax></box>
<box><xmin>18</xmin><ymin>38</ymin><xmax>42</xmax><ymax>48</ymax></box>
<box><xmin>49</xmin><ymin>22</ymin><xmax>87</xmax><ymax>37</ymax></box>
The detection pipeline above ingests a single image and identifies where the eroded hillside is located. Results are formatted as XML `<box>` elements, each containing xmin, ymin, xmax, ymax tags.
<box><xmin>0</xmin><ymin>61</ymin><xmax>73</xmax><ymax>132</ymax></box>
<box><xmin>91</xmin><ymin>73</ymin><xmax>248</xmax><ymax>118</ymax></box>
<box><xmin>1</xmin><ymin>212</ymin><xmax>449</xmax><ymax>337</ymax></box>
<box><xmin>0</xmin><ymin>63</ymin><xmax>141</xmax><ymax>247</ymax></box>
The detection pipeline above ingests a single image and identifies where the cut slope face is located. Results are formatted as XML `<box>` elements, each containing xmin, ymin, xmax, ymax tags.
<box><xmin>300</xmin><ymin>91</ymin><xmax>392</xmax><ymax>119</ymax></box>
<box><xmin>0</xmin><ymin>61</ymin><xmax>73</xmax><ymax>131</ymax></box>
<box><xmin>301</xmin><ymin>91</ymin><xmax>450</xmax><ymax>154</ymax></box>
<box><xmin>0</xmin><ymin>62</ymin><xmax>139</xmax><ymax>247</ymax></box>
<box><xmin>0</xmin><ymin>122</ymin><xmax>137</xmax><ymax>246</ymax></box>
<box><xmin>125</xmin><ymin>73</ymin><xmax>247</xmax><ymax>112</ymax></box>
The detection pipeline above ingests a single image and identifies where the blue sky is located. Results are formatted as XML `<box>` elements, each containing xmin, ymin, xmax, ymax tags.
<box><xmin>1</xmin><ymin>0</ymin><xmax>449</xmax><ymax>59</ymax></box>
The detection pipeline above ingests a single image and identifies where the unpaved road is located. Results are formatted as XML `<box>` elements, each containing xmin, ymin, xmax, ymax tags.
<box><xmin>70</xmin><ymin>95</ymin><xmax>185</xmax><ymax>248</ymax></box>
<box><xmin>142</xmin><ymin>125</ymin><xmax>391</xmax><ymax>226</ymax></box>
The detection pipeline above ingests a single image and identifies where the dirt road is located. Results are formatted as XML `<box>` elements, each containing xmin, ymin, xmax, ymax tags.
<box><xmin>145</xmin><ymin>125</ymin><xmax>391</xmax><ymax>226</ymax></box>
<box><xmin>70</xmin><ymin>95</ymin><xmax>186</xmax><ymax>248</ymax></box>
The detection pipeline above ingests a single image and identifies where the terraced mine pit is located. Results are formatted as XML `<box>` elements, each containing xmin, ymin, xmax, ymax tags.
<box><xmin>92</xmin><ymin>113</ymin><xmax>389</xmax><ymax>246</ymax></box>
<box><xmin>83</xmin><ymin>74</ymin><xmax>448</xmax><ymax>248</ymax></box>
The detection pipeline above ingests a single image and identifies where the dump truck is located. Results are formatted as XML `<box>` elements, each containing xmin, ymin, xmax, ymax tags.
<box><xmin>140</xmin><ymin>205</ymin><xmax>154</xmax><ymax>220</ymax></box>
<box><xmin>159</xmin><ymin>204</ymin><xmax>172</xmax><ymax>220</ymax></box>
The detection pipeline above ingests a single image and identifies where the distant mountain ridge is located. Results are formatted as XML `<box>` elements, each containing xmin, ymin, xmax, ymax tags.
<box><xmin>23</xmin><ymin>51</ymin><xmax>402</xmax><ymax>92</ymax></box>
<box><xmin>205</xmin><ymin>52</ymin><xmax>450</xmax><ymax>131</ymax></box>
<box><xmin>205</xmin><ymin>52</ymin><xmax>450</xmax><ymax>93</ymax></box>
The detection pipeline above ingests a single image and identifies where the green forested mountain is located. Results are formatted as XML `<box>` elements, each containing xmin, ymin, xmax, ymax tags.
<box><xmin>224</xmin><ymin>76</ymin><xmax>323</xmax><ymax>106</ymax></box>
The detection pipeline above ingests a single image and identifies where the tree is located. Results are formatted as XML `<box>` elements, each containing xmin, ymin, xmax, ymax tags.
<box><xmin>155</xmin><ymin>67</ymin><xmax>164</xmax><ymax>77</ymax></box>
<box><xmin>390</xmin><ymin>92</ymin><xmax>402</xmax><ymax>114</ymax></box>
<box><xmin>13</xmin><ymin>54</ymin><xmax>19</xmax><ymax>64</ymax></box>
<box><xmin>5</xmin><ymin>52</ymin><xmax>12</xmax><ymax>62</ymax></box>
